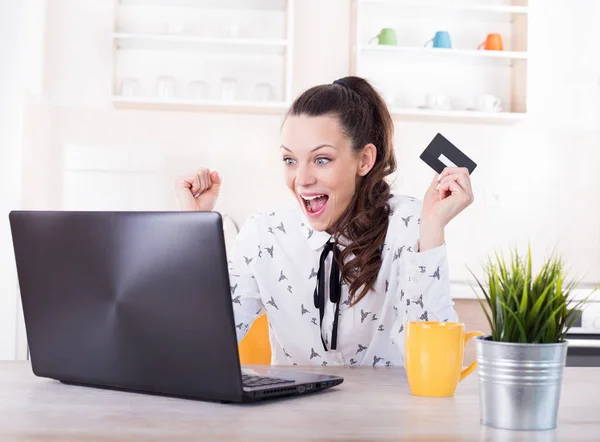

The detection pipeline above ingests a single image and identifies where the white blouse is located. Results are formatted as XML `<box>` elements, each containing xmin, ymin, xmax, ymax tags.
<box><xmin>228</xmin><ymin>194</ymin><xmax>458</xmax><ymax>366</ymax></box>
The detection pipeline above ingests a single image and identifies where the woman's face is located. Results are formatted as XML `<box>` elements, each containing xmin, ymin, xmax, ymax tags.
<box><xmin>280</xmin><ymin>115</ymin><xmax>375</xmax><ymax>232</ymax></box>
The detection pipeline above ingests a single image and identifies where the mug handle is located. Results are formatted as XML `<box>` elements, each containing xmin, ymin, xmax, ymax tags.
<box><xmin>477</xmin><ymin>41</ymin><xmax>485</xmax><ymax>50</ymax></box>
<box><xmin>424</xmin><ymin>38</ymin><xmax>433</xmax><ymax>48</ymax></box>
<box><xmin>368</xmin><ymin>34</ymin><xmax>379</xmax><ymax>44</ymax></box>
<box><xmin>459</xmin><ymin>331</ymin><xmax>484</xmax><ymax>381</ymax></box>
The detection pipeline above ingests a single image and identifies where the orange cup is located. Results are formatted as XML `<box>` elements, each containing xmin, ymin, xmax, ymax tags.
<box><xmin>478</xmin><ymin>33</ymin><xmax>504</xmax><ymax>51</ymax></box>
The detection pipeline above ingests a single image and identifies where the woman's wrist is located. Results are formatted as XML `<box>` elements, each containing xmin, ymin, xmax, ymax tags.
<box><xmin>418</xmin><ymin>221</ymin><xmax>445</xmax><ymax>252</ymax></box>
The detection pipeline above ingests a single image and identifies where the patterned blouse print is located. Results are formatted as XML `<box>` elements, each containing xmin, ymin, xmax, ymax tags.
<box><xmin>228</xmin><ymin>195</ymin><xmax>458</xmax><ymax>366</ymax></box>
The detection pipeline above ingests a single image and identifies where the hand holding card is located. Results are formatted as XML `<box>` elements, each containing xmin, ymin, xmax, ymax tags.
<box><xmin>418</xmin><ymin>133</ymin><xmax>476</xmax><ymax>252</ymax></box>
<box><xmin>420</xmin><ymin>133</ymin><xmax>477</xmax><ymax>175</ymax></box>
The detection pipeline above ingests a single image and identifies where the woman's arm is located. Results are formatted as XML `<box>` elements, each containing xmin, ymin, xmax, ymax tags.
<box><xmin>388</xmin><ymin>197</ymin><xmax>458</xmax><ymax>333</ymax></box>
<box><xmin>174</xmin><ymin>168</ymin><xmax>263</xmax><ymax>341</ymax></box>
<box><xmin>228</xmin><ymin>215</ymin><xmax>264</xmax><ymax>343</ymax></box>
<box><xmin>388</xmin><ymin>199</ymin><xmax>458</xmax><ymax>365</ymax></box>
<box><xmin>397</xmin><ymin>166</ymin><xmax>475</xmax><ymax>324</ymax></box>
<box><xmin>390</xmin><ymin>166</ymin><xmax>474</xmax><ymax>355</ymax></box>
<box><xmin>397</xmin><ymin>243</ymin><xmax>458</xmax><ymax>324</ymax></box>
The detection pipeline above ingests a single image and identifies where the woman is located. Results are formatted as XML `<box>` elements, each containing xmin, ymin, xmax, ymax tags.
<box><xmin>175</xmin><ymin>76</ymin><xmax>474</xmax><ymax>367</ymax></box>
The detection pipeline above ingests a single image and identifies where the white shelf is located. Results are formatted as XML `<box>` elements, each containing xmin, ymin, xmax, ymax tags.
<box><xmin>119</xmin><ymin>0</ymin><xmax>287</xmax><ymax>11</ymax></box>
<box><xmin>360</xmin><ymin>45</ymin><xmax>528</xmax><ymax>61</ymax></box>
<box><xmin>359</xmin><ymin>1</ymin><xmax>529</xmax><ymax>20</ymax></box>
<box><xmin>388</xmin><ymin>107</ymin><xmax>526</xmax><ymax>124</ymax></box>
<box><xmin>114</xmin><ymin>33</ymin><xmax>288</xmax><ymax>55</ymax></box>
<box><xmin>111</xmin><ymin>96</ymin><xmax>289</xmax><ymax>114</ymax></box>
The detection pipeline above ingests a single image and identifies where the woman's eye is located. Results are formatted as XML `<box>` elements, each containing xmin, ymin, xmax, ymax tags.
<box><xmin>283</xmin><ymin>157</ymin><xmax>297</xmax><ymax>166</ymax></box>
<box><xmin>315</xmin><ymin>157</ymin><xmax>330</xmax><ymax>165</ymax></box>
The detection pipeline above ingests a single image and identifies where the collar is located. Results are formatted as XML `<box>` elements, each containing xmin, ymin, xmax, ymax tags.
<box><xmin>299</xmin><ymin>211</ymin><xmax>332</xmax><ymax>251</ymax></box>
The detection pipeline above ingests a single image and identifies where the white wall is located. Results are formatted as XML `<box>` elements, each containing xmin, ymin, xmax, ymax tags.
<box><xmin>3</xmin><ymin>0</ymin><xmax>600</xmax><ymax>359</ymax></box>
<box><xmin>39</xmin><ymin>0</ymin><xmax>600</xmax><ymax>274</ymax></box>
<box><xmin>0</xmin><ymin>0</ymin><xmax>47</xmax><ymax>360</ymax></box>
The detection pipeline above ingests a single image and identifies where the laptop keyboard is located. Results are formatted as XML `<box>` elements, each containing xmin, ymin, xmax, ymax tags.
<box><xmin>242</xmin><ymin>374</ymin><xmax>292</xmax><ymax>388</ymax></box>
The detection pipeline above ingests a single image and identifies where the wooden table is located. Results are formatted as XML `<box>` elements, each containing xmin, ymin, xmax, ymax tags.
<box><xmin>1</xmin><ymin>361</ymin><xmax>599</xmax><ymax>441</ymax></box>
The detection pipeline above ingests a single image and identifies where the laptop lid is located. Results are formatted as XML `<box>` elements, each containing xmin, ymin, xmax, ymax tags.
<box><xmin>9</xmin><ymin>210</ymin><xmax>245</xmax><ymax>402</ymax></box>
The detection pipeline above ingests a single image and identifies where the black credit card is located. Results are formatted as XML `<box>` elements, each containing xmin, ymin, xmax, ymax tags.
<box><xmin>419</xmin><ymin>133</ymin><xmax>477</xmax><ymax>175</ymax></box>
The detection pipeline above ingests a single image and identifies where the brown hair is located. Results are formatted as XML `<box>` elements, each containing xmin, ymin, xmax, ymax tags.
<box><xmin>285</xmin><ymin>76</ymin><xmax>397</xmax><ymax>305</ymax></box>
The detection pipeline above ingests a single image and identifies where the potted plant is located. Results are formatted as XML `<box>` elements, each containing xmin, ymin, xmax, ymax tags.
<box><xmin>469</xmin><ymin>246</ymin><xmax>593</xmax><ymax>431</ymax></box>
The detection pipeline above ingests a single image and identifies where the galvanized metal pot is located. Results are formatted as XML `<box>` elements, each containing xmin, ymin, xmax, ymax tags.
<box><xmin>475</xmin><ymin>336</ymin><xmax>568</xmax><ymax>431</ymax></box>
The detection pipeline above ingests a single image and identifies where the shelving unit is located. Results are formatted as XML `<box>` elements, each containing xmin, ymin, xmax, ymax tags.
<box><xmin>351</xmin><ymin>0</ymin><xmax>530</xmax><ymax>124</ymax></box>
<box><xmin>111</xmin><ymin>0</ymin><xmax>294</xmax><ymax>113</ymax></box>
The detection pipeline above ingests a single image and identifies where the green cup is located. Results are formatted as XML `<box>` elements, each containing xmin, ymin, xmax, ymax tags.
<box><xmin>369</xmin><ymin>28</ymin><xmax>397</xmax><ymax>46</ymax></box>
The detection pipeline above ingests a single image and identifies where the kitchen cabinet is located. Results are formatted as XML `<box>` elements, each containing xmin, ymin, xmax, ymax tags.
<box><xmin>111</xmin><ymin>0</ymin><xmax>295</xmax><ymax>114</ymax></box>
<box><xmin>351</xmin><ymin>0</ymin><xmax>530</xmax><ymax>124</ymax></box>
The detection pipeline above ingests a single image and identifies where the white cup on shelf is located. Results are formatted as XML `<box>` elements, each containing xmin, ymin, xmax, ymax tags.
<box><xmin>155</xmin><ymin>76</ymin><xmax>176</xmax><ymax>100</ymax></box>
<box><xmin>475</xmin><ymin>94</ymin><xmax>502</xmax><ymax>112</ymax></box>
<box><xmin>225</xmin><ymin>24</ymin><xmax>241</xmax><ymax>38</ymax></box>
<box><xmin>220</xmin><ymin>78</ymin><xmax>238</xmax><ymax>101</ymax></box>
<box><xmin>254</xmin><ymin>83</ymin><xmax>274</xmax><ymax>102</ymax></box>
<box><xmin>188</xmin><ymin>81</ymin><xmax>209</xmax><ymax>101</ymax></box>
<box><xmin>118</xmin><ymin>78</ymin><xmax>140</xmax><ymax>97</ymax></box>
<box><xmin>381</xmin><ymin>90</ymin><xmax>397</xmax><ymax>107</ymax></box>
<box><xmin>424</xmin><ymin>93</ymin><xmax>452</xmax><ymax>110</ymax></box>
<box><xmin>164</xmin><ymin>21</ymin><xmax>185</xmax><ymax>35</ymax></box>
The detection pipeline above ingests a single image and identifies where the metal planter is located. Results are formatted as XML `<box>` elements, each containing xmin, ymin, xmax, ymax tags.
<box><xmin>475</xmin><ymin>336</ymin><xmax>568</xmax><ymax>431</ymax></box>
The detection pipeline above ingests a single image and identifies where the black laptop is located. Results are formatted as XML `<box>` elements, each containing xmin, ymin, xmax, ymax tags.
<box><xmin>8</xmin><ymin>210</ymin><xmax>343</xmax><ymax>403</ymax></box>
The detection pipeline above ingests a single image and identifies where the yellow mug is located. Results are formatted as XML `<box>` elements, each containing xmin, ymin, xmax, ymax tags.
<box><xmin>405</xmin><ymin>321</ymin><xmax>483</xmax><ymax>397</ymax></box>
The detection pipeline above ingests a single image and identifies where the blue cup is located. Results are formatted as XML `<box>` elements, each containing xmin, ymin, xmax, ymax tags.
<box><xmin>424</xmin><ymin>31</ymin><xmax>452</xmax><ymax>49</ymax></box>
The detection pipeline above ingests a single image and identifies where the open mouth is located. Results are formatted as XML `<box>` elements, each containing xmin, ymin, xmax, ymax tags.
<box><xmin>300</xmin><ymin>194</ymin><xmax>329</xmax><ymax>216</ymax></box>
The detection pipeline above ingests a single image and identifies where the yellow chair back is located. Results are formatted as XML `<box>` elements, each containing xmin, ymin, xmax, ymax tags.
<box><xmin>238</xmin><ymin>313</ymin><xmax>271</xmax><ymax>365</ymax></box>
